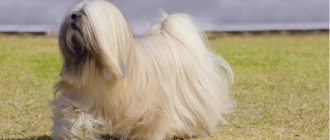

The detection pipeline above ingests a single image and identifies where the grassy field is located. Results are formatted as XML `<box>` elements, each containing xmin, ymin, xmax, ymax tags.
<box><xmin>0</xmin><ymin>33</ymin><xmax>328</xmax><ymax>139</ymax></box>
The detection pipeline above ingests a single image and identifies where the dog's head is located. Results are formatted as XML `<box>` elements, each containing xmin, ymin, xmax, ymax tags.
<box><xmin>58</xmin><ymin>0</ymin><xmax>133</xmax><ymax>86</ymax></box>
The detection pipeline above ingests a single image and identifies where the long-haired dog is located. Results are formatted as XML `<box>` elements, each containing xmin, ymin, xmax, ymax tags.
<box><xmin>51</xmin><ymin>0</ymin><xmax>234</xmax><ymax>139</ymax></box>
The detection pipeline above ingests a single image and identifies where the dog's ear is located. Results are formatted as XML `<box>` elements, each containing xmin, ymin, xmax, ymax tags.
<box><xmin>101</xmin><ymin>26</ymin><xmax>133</xmax><ymax>78</ymax></box>
<box><xmin>92</xmin><ymin>22</ymin><xmax>133</xmax><ymax>78</ymax></box>
<box><xmin>100</xmin><ymin>11</ymin><xmax>134</xmax><ymax>78</ymax></box>
<box><xmin>83</xmin><ymin>1</ymin><xmax>134</xmax><ymax>78</ymax></box>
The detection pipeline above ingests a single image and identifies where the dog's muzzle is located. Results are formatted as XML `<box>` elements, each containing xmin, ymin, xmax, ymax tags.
<box><xmin>71</xmin><ymin>13</ymin><xmax>81</xmax><ymax>29</ymax></box>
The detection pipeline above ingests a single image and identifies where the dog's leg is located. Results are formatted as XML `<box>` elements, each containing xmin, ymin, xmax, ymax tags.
<box><xmin>51</xmin><ymin>95</ymin><xmax>102</xmax><ymax>140</ymax></box>
<box><xmin>124</xmin><ymin>113</ymin><xmax>167</xmax><ymax>140</ymax></box>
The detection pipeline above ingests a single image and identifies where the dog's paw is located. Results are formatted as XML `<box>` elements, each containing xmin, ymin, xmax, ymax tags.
<box><xmin>101</xmin><ymin>134</ymin><xmax>121</xmax><ymax>140</ymax></box>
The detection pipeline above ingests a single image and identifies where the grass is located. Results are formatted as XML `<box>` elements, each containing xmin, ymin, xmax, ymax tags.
<box><xmin>0</xmin><ymin>33</ymin><xmax>328</xmax><ymax>139</ymax></box>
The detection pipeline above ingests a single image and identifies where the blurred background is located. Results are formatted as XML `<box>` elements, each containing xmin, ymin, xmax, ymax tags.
<box><xmin>0</xmin><ymin>0</ymin><xmax>329</xmax><ymax>139</ymax></box>
<box><xmin>0</xmin><ymin>0</ymin><xmax>328</xmax><ymax>34</ymax></box>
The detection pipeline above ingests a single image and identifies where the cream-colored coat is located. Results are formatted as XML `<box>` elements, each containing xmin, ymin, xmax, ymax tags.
<box><xmin>51</xmin><ymin>0</ymin><xmax>234</xmax><ymax>139</ymax></box>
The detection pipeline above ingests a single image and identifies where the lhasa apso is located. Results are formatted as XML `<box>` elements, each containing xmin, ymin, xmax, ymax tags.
<box><xmin>51</xmin><ymin>0</ymin><xmax>234</xmax><ymax>139</ymax></box>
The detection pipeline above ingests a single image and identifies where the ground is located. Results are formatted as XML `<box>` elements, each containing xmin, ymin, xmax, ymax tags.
<box><xmin>0</xmin><ymin>33</ymin><xmax>328</xmax><ymax>139</ymax></box>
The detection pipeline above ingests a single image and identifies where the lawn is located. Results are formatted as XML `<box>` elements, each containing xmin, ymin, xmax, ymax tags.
<box><xmin>0</xmin><ymin>33</ymin><xmax>328</xmax><ymax>139</ymax></box>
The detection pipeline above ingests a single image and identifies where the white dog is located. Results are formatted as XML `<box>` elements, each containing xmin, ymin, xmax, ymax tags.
<box><xmin>51</xmin><ymin>0</ymin><xmax>234</xmax><ymax>139</ymax></box>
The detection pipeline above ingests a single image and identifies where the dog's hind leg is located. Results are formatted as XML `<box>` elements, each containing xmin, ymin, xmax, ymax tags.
<box><xmin>113</xmin><ymin>112</ymin><xmax>169</xmax><ymax>140</ymax></box>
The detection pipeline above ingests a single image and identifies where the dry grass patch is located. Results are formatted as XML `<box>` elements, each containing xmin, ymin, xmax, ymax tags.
<box><xmin>0</xmin><ymin>33</ymin><xmax>328</xmax><ymax>139</ymax></box>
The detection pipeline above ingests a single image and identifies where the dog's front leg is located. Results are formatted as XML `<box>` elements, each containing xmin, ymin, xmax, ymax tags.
<box><xmin>51</xmin><ymin>94</ymin><xmax>102</xmax><ymax>140</ymax></box>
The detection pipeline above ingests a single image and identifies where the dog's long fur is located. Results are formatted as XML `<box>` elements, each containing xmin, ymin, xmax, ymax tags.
<box><xmin>51</xmin><ymin>0</ymin><xmax>234</xmax><ymax>139</ymax></box>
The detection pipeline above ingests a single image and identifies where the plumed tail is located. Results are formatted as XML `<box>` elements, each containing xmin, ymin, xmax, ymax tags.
<box><xmin>148</xmin><ymin>13</ymin><xmax>234</xmax><ymax>133</ymax></box>
<box><xmin>157</xmin><ymin>13</ymin><xmax>234</xmax><ymax>83</ymax></box>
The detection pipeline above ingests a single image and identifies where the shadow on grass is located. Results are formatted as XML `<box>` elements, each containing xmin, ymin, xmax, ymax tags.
<box><xmin>4</xmin><ymin>135</ymin><xmax>115</xmax><ymax>140</ymax></box>
<box><xmin>2</xmin><ymin>135</ymin><xmax>187</xmax><ymax>140</ymax></box>
<box><xmin>2</xmin><ymin>135</ymin><xmax>51</xmax><ymax>140</ymax></box>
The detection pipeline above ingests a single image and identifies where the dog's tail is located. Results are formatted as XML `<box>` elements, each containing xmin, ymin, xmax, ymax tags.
<box><xmin>154</xmin><ymin>13</ymin><xmax>234</xmax><ymax>83</ymax></box>
<box><xmin>160</xmin><ymin>12</ymin><xmax>233</xmax><ymax>113</ymax></box>
<box><xmin>149</xmin><ymin>13</ymin><xmax>234</xmax><ymax>134</ymax></box>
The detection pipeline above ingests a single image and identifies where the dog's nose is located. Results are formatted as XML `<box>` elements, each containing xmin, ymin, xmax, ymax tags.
<box><xmin>71</xmin><ymin>13</ymin><xmax>81</xmax><ymax>20</ymax></box>
<box><xmin>71</xmin><ymin>13</ymin><xmax>81</xmax><ymax>29</ymax></box>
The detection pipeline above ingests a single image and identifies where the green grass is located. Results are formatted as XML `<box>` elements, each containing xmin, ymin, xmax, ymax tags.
<box><xmin>0</xmin><ymin>33</ymin><xmax>328</xmax><ymax>139</ymax></box>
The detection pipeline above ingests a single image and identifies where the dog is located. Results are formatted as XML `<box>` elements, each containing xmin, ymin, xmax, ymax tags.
<box><xmin>51</xmin><ymin>0</ymin><xmax>234</xmax><ymax>139</ymax></box>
